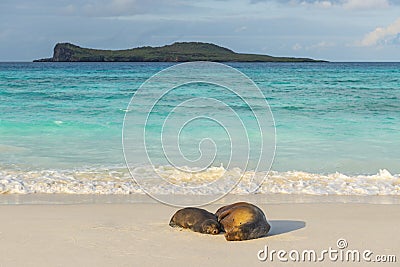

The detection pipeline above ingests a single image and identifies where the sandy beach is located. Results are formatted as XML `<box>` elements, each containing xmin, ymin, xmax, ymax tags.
<box><xmin>1</xmin><ymin>196</ymin><xmax>399</xmax><ymax>266</ymax></box>
<box><xmin>2</xmin><ymin>0</ymin><xmax>400</xmax><ymax>266</ymax></box>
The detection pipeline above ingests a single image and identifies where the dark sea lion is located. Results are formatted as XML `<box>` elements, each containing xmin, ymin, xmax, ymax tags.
<box><xmin>169</xmin><ymin>207</ymin><xmax>221</xmax><ymax>235</ymax></box>
<box><xmin>215</xmin><ymin>202</ymin><xmax>270</xmax><ymax>241</ymax></box>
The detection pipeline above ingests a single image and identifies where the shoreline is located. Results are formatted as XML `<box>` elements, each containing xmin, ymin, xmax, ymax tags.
<box><xmin>1</xmin><ymin>200</ymin><xmax>399</xmax><ymax>266</ymax></box>
<box><xmin>1</xmin><ymin>194</ymin><xmax>400</xmax><ymax>205</ymax></box>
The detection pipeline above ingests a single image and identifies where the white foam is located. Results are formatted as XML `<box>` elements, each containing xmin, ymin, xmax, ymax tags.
<box><xmin>256</xmin><ymin>169</ymin><xmax>400</xmax><ymax>195</ymax></box>
<box><xmin>0</xmin><ymin>165</ymin><xmax>399</xmax><ymax>196</ymax></box>
<box><xmin>0</xmin><ymin>166</ymin><xmax>141</xmax><ymax>194</ymax></box>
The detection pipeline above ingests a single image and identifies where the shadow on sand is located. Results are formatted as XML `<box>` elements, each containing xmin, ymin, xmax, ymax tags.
<box><xmin>268</xmin><ymin>220</ymin><xmax>306</xmax><ymax>237</ymax></box>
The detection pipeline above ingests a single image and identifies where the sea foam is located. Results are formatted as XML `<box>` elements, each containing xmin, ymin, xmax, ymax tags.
<box><xmin>0</xmin><ymin>165</ymin><xmax>399</xmax><ymax>196</ymax></box>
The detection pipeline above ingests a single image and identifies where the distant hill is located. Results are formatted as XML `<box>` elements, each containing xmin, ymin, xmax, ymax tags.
<box><xmin>34</xmin><ymin>42</ymin><xmax>324</xmax><ymax>62</ymax></box>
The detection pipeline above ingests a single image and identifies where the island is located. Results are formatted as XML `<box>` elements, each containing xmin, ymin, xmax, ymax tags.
<box><xmin>34</xmin><ymin>42</ymin><xmax>324</xmax><ymax>62</ymax></box>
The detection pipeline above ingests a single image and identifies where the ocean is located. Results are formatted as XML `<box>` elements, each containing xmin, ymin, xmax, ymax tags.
<box><xmin>0</xmin><ymin>62</ymin><xmax>399</xmax><ymax>202</ymax></box>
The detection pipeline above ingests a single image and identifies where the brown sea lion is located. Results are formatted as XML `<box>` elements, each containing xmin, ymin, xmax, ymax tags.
<box><xmin>169</xmin><ymin>207</ymin><xmax>221</xmax><ymax>235</ymax></box>
<box><xmin>215</xmin><ymin>202</ymin><xmax>270</xmax><ymax>241</ymax></box>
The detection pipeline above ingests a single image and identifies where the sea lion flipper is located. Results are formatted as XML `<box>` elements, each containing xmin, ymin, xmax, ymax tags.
<box><xmin>224</xmin><ymin>228</ymin><xmax>244</xmax><ymax>241</ymax></box>
<box><xmin>216</xmin><ymin>209</ymin><xmax>232</xmax><ymax>222</ymax></box>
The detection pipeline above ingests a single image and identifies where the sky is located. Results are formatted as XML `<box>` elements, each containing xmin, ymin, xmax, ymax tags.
<box><xmin>1</xmin><ymin>0</ymin><xmax>400</xmax><ymax>61</ymax></box>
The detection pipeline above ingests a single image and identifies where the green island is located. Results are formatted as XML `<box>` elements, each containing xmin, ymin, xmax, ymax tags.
<box><xmin>34</xmin><ymin>42</ymin><xmax>324</xmax><ymax>62</ymax></box>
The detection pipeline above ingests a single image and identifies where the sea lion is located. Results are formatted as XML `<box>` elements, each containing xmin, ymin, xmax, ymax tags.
<box><xmin>169</xmin><ymin>207</ymin><xmax>221</xmax><ymax>235</ymax></box>
<box><xmin>215</xmin><ymin>202</ymin><xmax>270</xmax><ymax>241</ymax></box>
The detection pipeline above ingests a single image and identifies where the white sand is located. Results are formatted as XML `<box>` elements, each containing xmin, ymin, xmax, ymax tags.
<box><xmin>1</xmin><ymin>197</ymin><xmax>399</xmax><ymax>266</ymax></box>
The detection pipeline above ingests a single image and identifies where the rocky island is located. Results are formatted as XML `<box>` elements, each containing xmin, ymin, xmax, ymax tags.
<box><xmin>34</xmin><ymin>42</ymin><xmax>324</xmax><ymax>62</ymax></box>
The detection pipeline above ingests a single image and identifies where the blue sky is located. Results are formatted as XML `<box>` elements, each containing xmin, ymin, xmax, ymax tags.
<box><xmin>1</xmin><ymin>0</ymin><xmax>400</xmax><ymax>61</ymax></box>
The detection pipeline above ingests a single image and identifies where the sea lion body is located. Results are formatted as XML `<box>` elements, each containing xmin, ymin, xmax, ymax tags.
<box><xmin>215</xmin><ymin>202</ymin><xmax>270</xmax><ymax>241</ymax></box>
<box><xmin>169</xmin><ymin>207</ymin><xmax>221</xmax><ymax>235</ymax></box>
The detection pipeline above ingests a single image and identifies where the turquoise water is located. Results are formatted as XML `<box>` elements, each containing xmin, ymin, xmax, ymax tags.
<box><xmin>0</xmin><ymin>62</ymin><xmax>399</xmax><ymax>195</ymax></box>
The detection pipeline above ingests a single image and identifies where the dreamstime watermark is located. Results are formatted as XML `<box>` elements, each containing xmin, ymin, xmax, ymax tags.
<box><xmin>257</xmin><ymin>238</ymin><xmax>397</xmax><ymax>263</ymax></box>
<box><xmin>122</xmin><ymin>62</ymin><xmax>276</xmax><ymax>206</ymax></box>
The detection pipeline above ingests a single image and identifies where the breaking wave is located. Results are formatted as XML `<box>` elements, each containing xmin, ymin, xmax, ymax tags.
<box><xmin>1</xmin><ymin>165</ymin><xmax>399</xmax><ymax>196</ymax></box>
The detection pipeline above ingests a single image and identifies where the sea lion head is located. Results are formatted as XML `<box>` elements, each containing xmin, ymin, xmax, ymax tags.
<box><xmin>202</xmin><ymin>219</ymin><xmax>220</xmax><ymax>235</ymax></box>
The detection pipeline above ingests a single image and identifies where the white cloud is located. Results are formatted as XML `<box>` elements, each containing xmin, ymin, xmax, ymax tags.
<box><xmin>235</xmin><ymin>26</ymin><xmax>248</xmax><ymax>32</ymax></box>
<box><xmin>304</xmin><ymin>41</ymin><xmax>336</xmax><ymax>50</ymax></box>
<box><xmin>300</xmin><ymin>1</ymin><xmax>333</xmax><ymax>8</ymax></box>
<box><xmin>292</xmin><ymin>43</ymin><xmax>302</xmax><ymax>50</ymax></box>
<box><xmin>342</xmin><ymin>0</ymin><xmax>389</xmax><ymax>10</ymax></box>
<box><xmin>291</xmin><ymin>41</ymin><xmax>335</xmax><ymax>51</ymax></box>
<box><xmin>0</xmin><ymin>0</ymin><xmax>201</xmax><ymax>18</ymax></box>
<box><xmin>359</xmin><ymin>17</ymin><xmax>400</xmax><ymax>46</ymax></box>
<box><xmin>314</xmin><ymin>1</ymin><xmax>333</xmax><ymax>8</ymax></box>
<box><xmin>255</xmin><ymin>0</ymin><xmax>393</xmax><ymax>9</ymax></box>
<box><xmin>307</xmin><ymin>41</ymin><xmax>336</xmax><ymax>49</ymax></box>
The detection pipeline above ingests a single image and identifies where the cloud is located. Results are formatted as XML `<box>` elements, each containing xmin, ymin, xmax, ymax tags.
<box><xmin>359</xmin><ymin>17</ymin><xmax>400</xmax><ymax>46</ymax></box>
<box><xmin>292</xmin><ymin>43</ymin><xmax>302</xmax><ymax>50</ymax></box>
<box><xmin>0</xmin><ymin>0</ymin><xmax>201</xmax><ymax>18</ymax></box>
<box><xmin>291</xmin><ymin>41</ymin><xmax>335</xmax><ymax>51</ymax></box>
<box><xmin>312</xmin><ymin>1</ymin><xmax>333</xmax><ymax>8</ymax></box>
<box><xmin>307</xmin><ymin>41</ymin><xmax>336</xmax><ymax>49</ymax></box>
<box><xmin>235</xmin><ymin>26</ymin><xmax>248</xmax><ymax>32</ymax></box>
<box><xmin>342</xmin><ymin>0</ymin><xmax>389</xmax><ymax>10</ymax></box>
<box><xmin>251</xmin><ymin>0</ymin><xmax>395</xmax><ymax>9</ymax></box>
